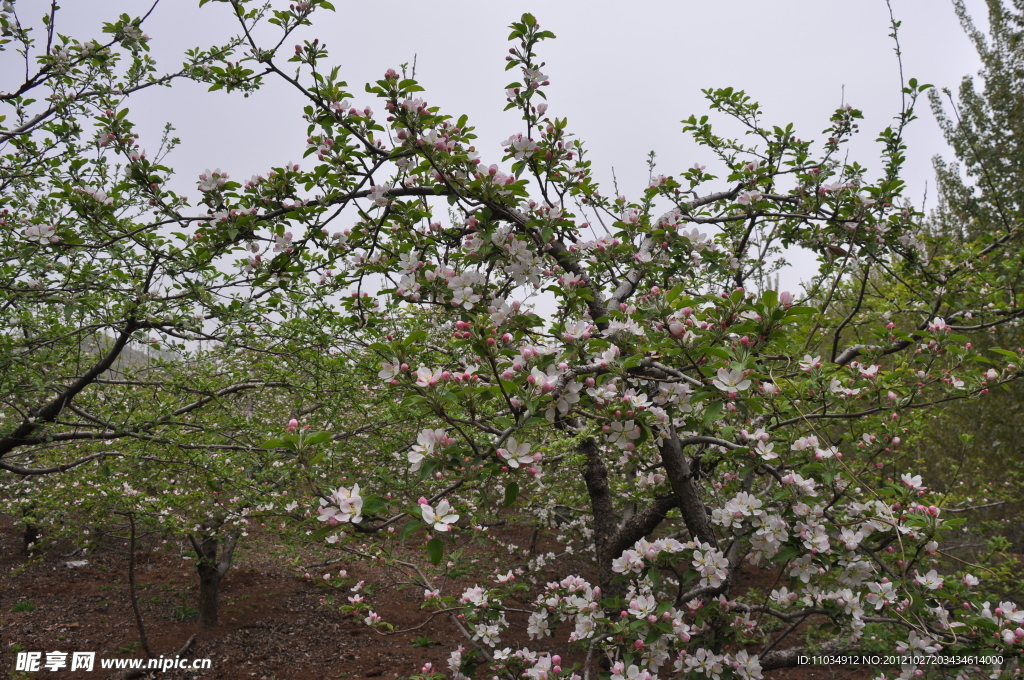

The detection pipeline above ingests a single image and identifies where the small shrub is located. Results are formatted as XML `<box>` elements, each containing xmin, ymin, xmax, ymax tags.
<box><xmin>168</xmin><ymin>604</ymin><xmax>198</xmax><ymax>621</ymax></box>
<box><xmin>411</xmin><ymin>634</ymin><xmax>437</xmax><ymax>648</ymax></box>
<box><xmin>11</xmin><ymin>601</ymin><xmax>34</xmax><ymax>613</ymax></box>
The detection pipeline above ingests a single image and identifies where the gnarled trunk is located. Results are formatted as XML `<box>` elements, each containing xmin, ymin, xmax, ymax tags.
<box><xmin>580</xmin><ymin>437</ymin><xmax>677</xmax><ymax>595</ymax></box>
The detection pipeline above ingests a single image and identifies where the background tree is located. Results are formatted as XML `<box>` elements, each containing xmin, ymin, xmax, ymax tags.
<box><xmin>0</xmin><ymin>3</ymin><xmax>281</xmax><ymax>476</ymax></box>
<box><xmin>924</xmin><ymin>0</ymin><xmax>1024</xmax><ymax>599</ymax></box>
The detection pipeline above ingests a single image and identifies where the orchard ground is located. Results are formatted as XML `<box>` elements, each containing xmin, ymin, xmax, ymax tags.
<box><xmin>2</xmin><ymin>514</ymin><xmax>870</xmax><ymax>680</ymax></box>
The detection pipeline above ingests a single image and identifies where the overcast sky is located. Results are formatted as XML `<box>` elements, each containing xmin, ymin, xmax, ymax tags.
<box><xmin>8</xmin><ymin>0</ymin><xmax>995</xmax><ymax>289</ymax></box>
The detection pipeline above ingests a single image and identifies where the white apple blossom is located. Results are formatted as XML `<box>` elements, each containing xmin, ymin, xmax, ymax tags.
<box><xmin>799</xmin><ymin>354</ymin><xmax>821</xmax><ymax>371</ymax></box>
<box><xmin>913</xmin><ymin>569</ymin><xmax>944</xmax><ymax>590</ymax></box>
<box><xmin>377</xmin><ymin>360</ymin><xmax>401</xmax><ymax>380</ymax></box>
<box><xmin>713</xmin><ymin>367</ymin><xmax>751</xmax><ymax>392</ymax></box>
<box><xmin>420</xmin><ymin>499</ymin><xmax>459</xmax><ymax>532</ymax></box>
<box><xmin>197</xmin><ymin>168</ymin><xmax>227</xmax><ymax>192</ymax></box>
<box><xmin>24</xmin><ymin>224</ymin><xmax>57</xmax><ymax>244</ymax></box>
<box><xmin>317</xmin><ymin>484</ymin><xmax>363</xmax><ymax>524</ymax></box>
<box><xmin>900</xmin><ymin>473</ymin><xmax>924</xmax><ymax>489</ymax></box>
<box><xmin>606</xmin><ymin>419</ymin><xmax>641</xmax><ymax>449</ymax></box>
<box><xmin>496</xmin><ymin>437</ymin><xmax>534</xmax><ymax>468</ymax></box>
<box><xmin>414</xmin><ymin>366</ymin><xmax>442</xmax><ymax>387</ymax></box>
<box><xmin>409</xmin><ymin>428</ymin><xmax>447</xmax><ymax>472</ymax></box>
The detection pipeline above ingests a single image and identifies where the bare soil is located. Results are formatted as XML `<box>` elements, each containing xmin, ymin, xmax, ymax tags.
<box><xmin>1</xmin><ymin>515</ymin><xmax>869</xmax><ymax>680</ymax></box>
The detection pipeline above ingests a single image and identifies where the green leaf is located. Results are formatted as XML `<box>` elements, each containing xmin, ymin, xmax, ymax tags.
<box><xmin>503</xmin><ymin>481</ymin><xmax>519</xmax><ymax>507</ymax></box>
<box><xmin>362</xmin><ymin>495</ymin><xmax>388</xmax><ymax>515</ymax></box>
<box><xmin>419</xmin><ymin>460</ymin><xmax>439</xmax><ymax>480</ymax></box>
<box><xmin>666</xmin><ymin>283</ymin><xmax>684</xmax><ymax>303</ymax></box>
<box><xmin>703</xmin><ymin>401</ymin><xmax>724</xmax><ymax>425</ymax></box>
<box><xmin>304</xmin><ymin>431</ymin><xmax>332</xmax><ymax>446</ymax></box>
<box><xmin>400</xmin><ymin>519</ymin><xmax>424</xmax><ymax>541</ymax></box>
<box><xmin>310</xmin><ymin>525</ymin><xmax>334</xmax><ymax>541</ymax></box>
<box><xmin>622</xmin><ymin>354</ymin><xmax>642</xmax><ymax>369</ymax></box>
<box><xmin>774</xmin><ymin>545</ymin><xmax>802</xmax><ymax>563</ymax></box>
<box><xmin>426</xmin><ymin>537</ymin><xmax>444</xmax><ymax>565</ymax></box>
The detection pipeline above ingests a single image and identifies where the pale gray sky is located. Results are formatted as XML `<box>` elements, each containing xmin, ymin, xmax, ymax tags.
<box><xmin>9</xmin><ymin>0</ymin><xmax>992</xmax><ymax>289</ymax></box>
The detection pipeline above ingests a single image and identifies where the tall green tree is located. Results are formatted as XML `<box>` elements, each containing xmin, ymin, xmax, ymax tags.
<box><xmin>924</xmin><ymin>0</ymin><xmax>1024</xmax><ymax>577</ymax></box>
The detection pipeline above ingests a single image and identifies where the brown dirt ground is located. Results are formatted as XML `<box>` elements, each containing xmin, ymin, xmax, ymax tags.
<box><xmin>1</xmin><ymin>515</ymin><xmax>870</xmax><ymax>680</ymax></box>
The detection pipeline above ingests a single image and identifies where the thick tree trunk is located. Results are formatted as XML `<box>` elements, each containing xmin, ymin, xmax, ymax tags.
<box><xmin>579</xmin><ymin>436</ymin><xmax>676</xmax><ymax>677</ymax></box>
<box><xmin>198</xmin><ymin>567</ymin><xmax>221</xmax><ymax>628</ymax></box>
<box><xmin>189</xmin><ymin>529</ymin><xmax>239</xmax><ymax>628</ymax></box>
<box><xmin>580</xmin><ymin>437</ymin><xmax>676</xmax><ymax>594</ymax></box>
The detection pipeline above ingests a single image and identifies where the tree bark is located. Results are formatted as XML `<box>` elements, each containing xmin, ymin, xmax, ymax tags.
<box><xmin>580</xmin><ymin>437</ymin><xmax>677</xmax><ymax>593</ymax></box>
<box><xmin>581</xmin><ymin>438</ymin><xmax>620</xmax><ymax>590</ymax></box>
<box><xmin>659</xmin><ymin>426</ymin><xmax>717</xmax><ymax>547</ymax></box>
<box><xmin>189</xmin><ymin>528</ymin><xmax>239</xmax><ymax>628</ymax></box>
